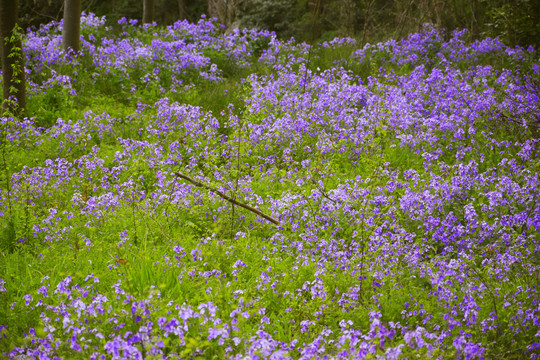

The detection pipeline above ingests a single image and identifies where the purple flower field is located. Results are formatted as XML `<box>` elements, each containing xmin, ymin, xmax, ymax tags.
<box><xmin>1</xmin><ymin>13</ymin><xmax>540</xmax><ymax>359</ymax></box>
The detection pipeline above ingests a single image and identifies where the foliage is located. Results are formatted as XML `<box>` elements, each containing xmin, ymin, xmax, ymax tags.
<box><xmin>237</xmin><ymin>0</ymin><xmax>298</xmax><ymax>36</ymax></box>
<box><xmin>1</xmin><ymin>12</ymin><xmax>540</xmax><ymax>360</ymax></box>
<box><xmin>18</xmin><ymin>0</ymin><xmax>540</xmax><ymax>49</ymax></box>
<box><xmin>483</xmin><ymin>0</ymin><xmax>540</xmax><ymax>48</ymax></box>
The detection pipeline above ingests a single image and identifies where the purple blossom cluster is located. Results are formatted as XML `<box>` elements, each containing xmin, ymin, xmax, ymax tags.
<box><xmin>2</xmin><ymin>14</ymin><xmax>540</xmax><ymax>360</ymax></box>
<box><xmin>23</xmin><ymin>13</ymin><xmax>273</xmax><ymax>97</ymax></box>
<box><xmin>351</xmin><ymin>24</ymin><xmax>536</xmax><ymax>69</ymax></box>
<box><xmin>6</xmin><ymin>275</ymin><xmax>465</xmax><ymax>359</ymax></box>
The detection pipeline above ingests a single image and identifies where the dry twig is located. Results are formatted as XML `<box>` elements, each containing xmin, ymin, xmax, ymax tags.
<box><xmin>174</xmin><ymin>172</ymin><xmax>280</xmax><ymax>226</ymax></box>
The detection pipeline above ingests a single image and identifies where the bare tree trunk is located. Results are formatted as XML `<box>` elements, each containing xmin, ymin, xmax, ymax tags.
<box><xmin>62</xmin><ymin>0</ymin><xmax>81</xmax><ymax>54</ymax></box>
<box><xmin>0</xmin><ymin>0</ymin><xmax>25</xmax><ymax>115</ymax></box>
<box><xmin>208</xmin><ymin>0</ymin><xmax>240</xmax><ymax>28</ymax></box>
<box><xmin>143</xmin><ymin>0</ymin><xmax>155</xmax><ymax>24</ymax></box>
<box><xmin>208</xmin><ymin>0</ymin><xmax>226</xmax><ymax>25</ymax></box>
<box><xmin>432</xmin><ymin>0</ymin><xmax>443</xmax><ymax>28</ymax></box>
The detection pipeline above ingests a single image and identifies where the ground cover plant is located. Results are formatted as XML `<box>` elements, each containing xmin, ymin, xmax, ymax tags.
<box><xmin>1</xmin><ymin>13</ymin><xmax>540</xmax><ymax>359</ymax></box>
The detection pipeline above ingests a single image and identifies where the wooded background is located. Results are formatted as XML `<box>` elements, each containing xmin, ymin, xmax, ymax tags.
<box><xmin>17</xmin><ymin>0</ymin><xmax>540</xmax><ymax>48</ymax></box>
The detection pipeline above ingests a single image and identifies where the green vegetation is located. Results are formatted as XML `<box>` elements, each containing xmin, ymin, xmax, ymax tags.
<box><xmin>1</xmin><ymin>12</ymin><xmax>539</xmax><ymax>359</ymax></box>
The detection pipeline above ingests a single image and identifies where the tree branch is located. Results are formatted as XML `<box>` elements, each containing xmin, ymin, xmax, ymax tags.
<box><xmin>173</xmin><ymin>172</ymin><xmax>280</xmax><ymax>226</ymax></box>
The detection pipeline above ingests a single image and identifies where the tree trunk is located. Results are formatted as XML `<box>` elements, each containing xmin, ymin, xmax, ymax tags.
<box><xmin>143</xmin><ymin>0</ymin><xmax>155</xmax><ymax>24</ymax></box>
<box><xmin>208</xmin><ymin>0</ymin><xmax>241</xmax><ymax>29</ymax></box>
<box><xmin>62</xmin><ymin>0</ymin><xmax>81</xmax><ymax>54</ymax></box>
<box><xmin>432</xmin><ymin>0</ymin><xmax>443</xmax><ymax>28</ymax></box>
<box><xmin>0</xmin><ymin>0</ymin><xmax>25</xmax><ymax>116</ymax></box>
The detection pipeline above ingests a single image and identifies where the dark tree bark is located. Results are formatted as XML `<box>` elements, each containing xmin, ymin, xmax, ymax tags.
<box><xmin>143</xmin><ymin>0</ymin><xmax>155</xmax><ymax>24</ymax></box>
<box><xmin>208</xmin><ymin>0</ymin><xmax>241</xmax><ymax>29</ymax></box>
<box><xmin>62</xmin><ymin>0</ymin><xmax>81</xmax><ymax>54</ymax></box>
<box><xmin>0</xmin><ymin>0</ymin><xmax>25</xmax><ymax>115</ymax></box>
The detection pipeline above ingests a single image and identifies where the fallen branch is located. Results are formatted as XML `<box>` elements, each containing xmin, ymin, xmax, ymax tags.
<box><xmin>174</xmin><ymin>172</ymin><xmax>280</xmax><ymax>226</ymax></box>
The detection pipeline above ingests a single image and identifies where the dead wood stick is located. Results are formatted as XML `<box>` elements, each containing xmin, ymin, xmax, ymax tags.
<box><xmin>173</xmin><ymin>172</ymin><xmax>280</xmax><ymax>226</ymax></box>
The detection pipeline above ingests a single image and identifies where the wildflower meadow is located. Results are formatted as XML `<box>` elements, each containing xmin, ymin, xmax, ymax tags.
<box><xmin>1</xmin><ymin>13</ymin><xmax>540</xmax><ymax>359</ymax></box>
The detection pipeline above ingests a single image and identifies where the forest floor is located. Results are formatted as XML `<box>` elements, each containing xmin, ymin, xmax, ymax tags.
<box><xmin>1</xmin><ymin>14</ymin><xmax>540</xmax><ymax>359</ymax></box>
